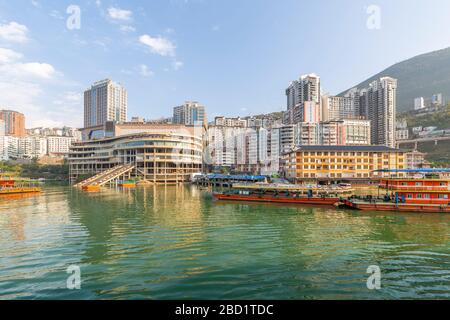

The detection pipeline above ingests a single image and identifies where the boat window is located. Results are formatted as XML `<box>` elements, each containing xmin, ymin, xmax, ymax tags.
<box><xmin>424</xmin><ymin>194</ymin><xmax>430</xmax><ymax>199</ymax></box>
<box><xmin>407</xmin><ymin>194</ymin><xmax>413</xmax><ymax>198</ymax></box>
<box><xmin>415</xmin><ymin>182</ymin><xmax>422</xmax><ymax>186</ymax></box>
<box><xmin>417</xmin><ymin>194</ymin><xmax>423</xmax><ymax>199</ymax></box>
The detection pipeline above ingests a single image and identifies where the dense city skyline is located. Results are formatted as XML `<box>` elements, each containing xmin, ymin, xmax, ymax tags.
<box><xmin>1</xmin><ymin>0</ymin><xmax>450</xmax><ymax>128</ymax></box>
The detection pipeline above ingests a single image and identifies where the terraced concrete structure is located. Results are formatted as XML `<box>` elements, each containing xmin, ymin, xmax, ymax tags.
<box><xmin>68</xmin><ymin>124</ymin><xmax>203</xmax><ymax>184</ymax></box>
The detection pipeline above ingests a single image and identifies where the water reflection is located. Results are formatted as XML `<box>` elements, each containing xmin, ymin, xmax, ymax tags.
<box><xmin>0</xmin><ymin>185</ymin><xmax>448</xmax><ymax>299</ymax></box>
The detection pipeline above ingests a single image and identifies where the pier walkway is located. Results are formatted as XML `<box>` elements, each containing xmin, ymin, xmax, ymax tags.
<box><xmin>75</xmin><ymin>164</ymin><xmax>135</xmax><ymax>188</ymax></box>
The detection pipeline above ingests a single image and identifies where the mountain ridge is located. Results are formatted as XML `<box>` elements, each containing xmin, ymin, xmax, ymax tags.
<box><xmin>338</xmin><ymin>47</ymin><xmax>450</xmax><ymax>112</ymax></box>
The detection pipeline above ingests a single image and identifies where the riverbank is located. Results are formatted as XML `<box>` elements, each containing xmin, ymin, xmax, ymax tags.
<box><xmin>0</xmin><ymin>161</ymin><xmax>69</xmax><ymax>182</ymax></box>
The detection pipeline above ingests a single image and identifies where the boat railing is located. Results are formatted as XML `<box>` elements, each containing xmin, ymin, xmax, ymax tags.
<box><xmin>379</xmin><ymin>185</ymin><xmax>450</xmax><ymax>192</ymax></box>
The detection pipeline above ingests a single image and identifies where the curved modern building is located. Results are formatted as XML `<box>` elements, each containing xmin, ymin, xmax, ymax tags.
<box><xmin>69</xmin><ymin>125</ymin><xmax>203</xmax><ymax>184</ymax></box>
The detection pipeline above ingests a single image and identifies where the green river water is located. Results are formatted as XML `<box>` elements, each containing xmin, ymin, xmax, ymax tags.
<box><xmin>0</xmin><ymin>185</ymin><xmax>449</xmax><ymax>299</ymax></box>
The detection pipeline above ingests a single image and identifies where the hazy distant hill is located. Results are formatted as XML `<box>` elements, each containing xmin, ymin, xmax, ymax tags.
<box><xmin>339</xmin><ymin>47</ymin><xmax>450</xmax><ymax>112</ymax></box>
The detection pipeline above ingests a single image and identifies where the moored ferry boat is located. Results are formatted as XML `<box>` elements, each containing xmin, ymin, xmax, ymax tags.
<box><xmin>0</xmin><ymin>175</ymin><xmax>42</xmax><ymax>195</ymax></box>
<box><xmin>213</xmin><ymin>183</ymin><xmax>352</xmax><ymax>206</ymax></box>
<box><xmin>344</xmin><ymin>169</ymin><xmax>450</xmax><ymax>213</ymax></box>
<box><xmin>118</xmin><ymin>179</ymin><xmax>138</xmax><ymax>188</ymax></box>
<box><xmin>82</xmin><ymin>185</ymin><xmax>101</xmax><ymax>192</ymax></box>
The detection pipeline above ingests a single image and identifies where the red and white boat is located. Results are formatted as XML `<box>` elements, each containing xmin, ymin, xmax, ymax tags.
<box><xmin>344</xmin><ymin>169</ymin><xmax>450</xmax><ymax>213</ymax></box>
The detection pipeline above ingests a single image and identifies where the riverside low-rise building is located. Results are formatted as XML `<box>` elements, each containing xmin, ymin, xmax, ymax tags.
<box><xmin>68</xmin><ymin>123</ymin><xmax>203</xmax><ymax>184</ymax></box>
<box><xmin>283</xmin><ymin>145</ymin><xmax>406</xmax><ymax>182</ymax></box>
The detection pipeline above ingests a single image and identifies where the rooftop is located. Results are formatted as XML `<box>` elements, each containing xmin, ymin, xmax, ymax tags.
<box><xmin>291</xmin><ymin>145</ymin><xmax>404</xmax><ymax>153</ymax></box>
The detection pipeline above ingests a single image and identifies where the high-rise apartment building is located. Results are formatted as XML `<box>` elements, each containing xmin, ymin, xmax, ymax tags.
<box><xmin>0</xmin><ymin>110</ymin><xmax>26</xmax><ymax>137</ymax></box>
<box><xmin>0</xmin><ymin>119</ymin><xmax>5</xmax><ymax>137</ymax></box>
<box><xmin>173</xmin><ymin>101</ymin><xmax>207</xmax><ymax>126</ymax></box>
<box><xmin>18</xmin><ymin>136</ymin><xmax>48</xmax><ymax>159</ymax></box>
<box><xmin>84</xmin><ymin>79</ymin><xmax>128</xmax><ymax>128</ymax></box>
<box><xmin>358</xmin><ymin>77</ymin><xmax>397</xmax><ymax>147</ymax></box>
<box><xmin>47</xmin><ymin>136</ymin><xmax>76</xmax><ymax>156</ymax></box>
<box><xmin>414</xmin><ymin>97</ymin><xmax>425</xmax><ymax>110</ymax></box>
<box><xmin>286</xmin><ymin>74</ymin><xmax>321</xmax><ymax>110</ymax></box>
<box><xmin>432</xmin><ymin>93</ymin><xmax>443</xmax><ymax>106</ymax></box>
<box><xmin>293</xmin><ymin>119</ymin><xmax>371</xmax><ymax>147</ymax></box>
<box><xmin>320</xmin><ymin>119</ymin><xmax>371</xmax><ymax>146</ymax></box>
<box><xmin>322</xmin><ymin>95</ymin><xmax>359</xmax><ymax>121</ymax></box>
<box><xmin>0</xmin><ymin>136</ymin><xmax>19</xmax><ymax>160</ymax></box>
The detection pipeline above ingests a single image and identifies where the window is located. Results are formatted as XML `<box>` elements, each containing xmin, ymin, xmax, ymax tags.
<box><xmin>417</xmin><ymin>194</ymin><xmax>423</xmax><ymax>199</ymax></box>
<box><xmin>407</xmin><ymin>194</ymin><xmax>413</xmax><ymax>199</ymax></box>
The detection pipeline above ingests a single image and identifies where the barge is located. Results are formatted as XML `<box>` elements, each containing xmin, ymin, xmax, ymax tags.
<box><xmin>213</xmin><ymin>183</ymin><xmax>352</xmax><ymax>206</ymax></box>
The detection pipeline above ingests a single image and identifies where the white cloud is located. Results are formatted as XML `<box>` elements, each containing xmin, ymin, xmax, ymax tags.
<box><xmin>120</xmin><ymin>69</ymin><xmax>133</xmax><ymax>75</ymax></box>
<box><xmin>0</xmin><ymin>48</ymin><xmax>23</xmax><ymax>64</ymax></box>
<box><xmin>0</xmin><ymin>81</ymin><xmax>41</xmax><ymax>110</ymax></box>
<box><xmin>0</xmin><ymin>62</ymin><xmax>56</xmax><ymax>79</ymax></box>
<box><xmin>139</xmin><ymin>64</ymin><xmax>154</xmax><ymax>77</ymax></box>
<box><xmin>172</xmin><ymin>60</ymin><xmax>183</xmax><ymax>70</ymax></box>
<box><xmin>0</xmin><ymin>22</ymin><xmax>29</xmax><ymax>43</ymax></box>
<box><xmin>120</xmin><ymin>25</ymin><xmax>136</xmax><ymax>33</ymax></box>
<box><xmin>0</xmin><ymin>48</ymin><xmax>57</xmax><ymax>79</ymax></box>
<box><xmin>108</xmin><ymin>7</ymin><xmax>133</xmax><ymax>21</ymax></box>
<box><xmin>31</xmin><ymin>119</ymin><xmax>65</xmax><ymax>128</ymax></box>
<box><xmin>50</xmin><ymin>10</ymin><xmax>64</xmax><ymax>20</ymax></box>
<box><xmin>53</xmin><ymin>91</ymin><xmax>82</xmax><ymax>105</ymax></box>
<box><xmin>20</xmin><ymin>63</ymin><xmax>56</xmax><ymax>79</ymax></box>
<box><xmin>139</xmin><ymin>34</ymin><xmax>176</xmax><ymax>57</ymax></box>
<box><xmin>0</xmin><ymin>49</ymin><xmax>79</xmax><ymax>127</ymax></box>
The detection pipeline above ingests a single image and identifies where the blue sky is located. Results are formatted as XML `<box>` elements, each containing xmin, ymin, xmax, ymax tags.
<box><xmin>1</xmin><ymin>0</ymin><xmax>450</xmax><ymax>127</ymax></box>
